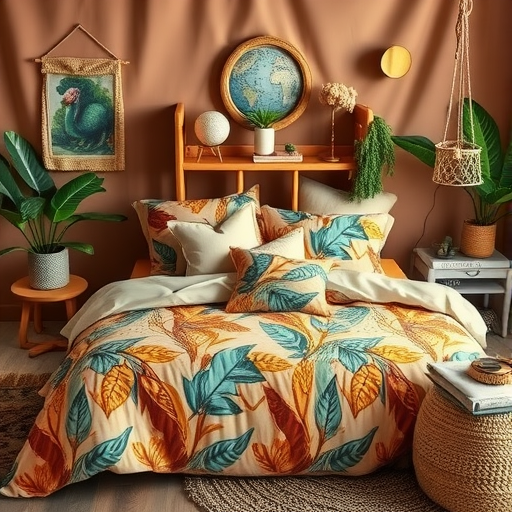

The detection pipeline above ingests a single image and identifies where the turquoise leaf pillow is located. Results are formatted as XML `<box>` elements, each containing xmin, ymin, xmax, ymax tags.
<box><xmin>227</xmin><ymin>247</ymin><xmax>333</xmax><ymax>316</ymax></box>
<box><xmin>259</xmin><ymin>205</ymin><xmax>392</xmax><ymax>274</ymax></box>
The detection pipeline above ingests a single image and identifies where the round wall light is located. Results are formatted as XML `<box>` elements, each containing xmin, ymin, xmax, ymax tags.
<box><xmin>381</xmin><ymin>46</ymin><xmax>412</xmax><ymax>78</ymax></box>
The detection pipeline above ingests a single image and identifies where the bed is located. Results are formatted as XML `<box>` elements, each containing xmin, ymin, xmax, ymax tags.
<box><xmin>0</xmin><ymin>104</ymin><xmax>488</xmax><ymax>498</ymax></box>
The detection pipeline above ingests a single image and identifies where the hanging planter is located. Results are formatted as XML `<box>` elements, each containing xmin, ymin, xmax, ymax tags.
<box><xmin>28</xmin><ymin>247</ymin><xmax>70</xmax><ymax>290</ymax></box>
<box><xmin>432</xmin><ymin>0</ymin><xmax>482</xmax><ymax>188</ymax></box>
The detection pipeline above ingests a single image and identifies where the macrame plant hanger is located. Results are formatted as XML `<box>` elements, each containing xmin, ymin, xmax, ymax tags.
<box><xmin>433</xmin><ymin>0</ymin><xmax>482</xmax><ymax>186</ymax></box>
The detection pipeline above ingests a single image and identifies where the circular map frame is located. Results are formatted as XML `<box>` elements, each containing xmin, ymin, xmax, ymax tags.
<box><xmin>220</xmin><ymin>35</ymin><xmax>312</xmax><ymax>131</ymax></box>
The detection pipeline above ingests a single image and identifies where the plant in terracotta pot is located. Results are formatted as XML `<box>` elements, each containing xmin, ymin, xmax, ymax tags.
<box><xmin>243</xmin><ymin>108</ymin><xmax>284</xmax><ymax>156</ymax></box>
<box><xmin>391</xmin><ymin>99</ymin><xmax>512</xmax><ymax>257</ymax></box>
<box><xmin>0</xmin><ymin>131</ymin><xmax>127</xmax><ymax>288</ymax></box>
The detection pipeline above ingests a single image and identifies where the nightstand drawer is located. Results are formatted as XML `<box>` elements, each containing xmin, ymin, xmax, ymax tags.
<box><xmin>431</xmin><ymin>268</ymin><xmax>510</xmax><ymax>280</ymax></box>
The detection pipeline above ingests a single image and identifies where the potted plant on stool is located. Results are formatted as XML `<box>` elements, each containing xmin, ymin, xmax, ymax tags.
<box><xmin>391</xmin><ymin>99</ymin><xmax>512</xmax><ymax>257</ymax></box>
<box><xmin>0</xmin><ymin>131</ymin><xmax>127</xmax><ymax>289</ymax></box>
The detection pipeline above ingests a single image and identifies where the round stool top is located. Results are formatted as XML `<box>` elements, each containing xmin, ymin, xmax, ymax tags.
<box><xmin>11</xmin><ymin>275</ymin><xmax>88</xmax><ymax>302</ymax></box>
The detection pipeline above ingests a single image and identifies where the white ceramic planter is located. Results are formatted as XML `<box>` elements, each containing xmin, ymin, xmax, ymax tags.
<box><xmin>28</xmin><ymin>248</ymin><xmax>70</xmax><ymax>290</ymax></box>
<box><xmin>254</xmin><ymin>128</ymin><xmax>275</xmax><ymax>156</ymax></box>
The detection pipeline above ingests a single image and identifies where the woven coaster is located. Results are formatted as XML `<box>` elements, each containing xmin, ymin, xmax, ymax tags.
<box><xmin>467</xmin><ymin>358</ymin><xmax>512</xmax><ymax>385</ymax></box>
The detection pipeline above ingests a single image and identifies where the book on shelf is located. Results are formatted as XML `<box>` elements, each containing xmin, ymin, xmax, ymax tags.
<box><xmin>427</xmin><ymin>361</ymin><xmax>512</xmax><ymax>415</ymax></box>
<box><xmin>253</xmin><ymin>151</ymin><xmax>303</xmax><ymax>163</ymax></box>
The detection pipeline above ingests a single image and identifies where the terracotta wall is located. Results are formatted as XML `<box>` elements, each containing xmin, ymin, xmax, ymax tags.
<box><xmin>1</xmin><ymin>0</ymin><xmax>511</xmax><ymax>320</ymax></box>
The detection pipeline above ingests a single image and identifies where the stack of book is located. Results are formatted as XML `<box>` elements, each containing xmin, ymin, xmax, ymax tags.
<box><xmin>427</xmin><ymin>360</ymin><xmax>512</xmax><ymax>415</ymax></box>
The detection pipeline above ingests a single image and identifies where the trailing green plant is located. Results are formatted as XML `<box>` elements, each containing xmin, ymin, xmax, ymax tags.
<box><xmin>0</xmin><ymin>131</ymin><xmax>127</xmax><ymax>256</ymax></box>
<box><xmin>352</xmin><ymin>116</ymin><xmax>395</xmax><ymax>200</ymax></box>
<box><xmin>391</xmin><ymin>99</ymin><xmax>512</xmax><ymax>226</ymax></box>
<box><xmin>243</xmin><ymin>108</ymin><xmax>284</xmax><ymax>128</ymax></box>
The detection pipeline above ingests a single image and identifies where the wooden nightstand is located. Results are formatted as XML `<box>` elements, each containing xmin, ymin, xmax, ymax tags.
<box><xmin>11</xmin><ymin>275</ymin><xmax>88</xmax><ymax>357</ymax></box>
<box><xmin>411</xmin><ymin>248</ymin><xmax>512</xmax><ymax>337</ymax></box>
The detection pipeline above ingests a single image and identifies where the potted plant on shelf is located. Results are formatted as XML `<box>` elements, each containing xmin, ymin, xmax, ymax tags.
<box><xmin>391</xmin><ymin>99</ymin><xmax>512</xmax><ymax>257</ymax></box>
<box><xmin>243</xmin><ymin>109</ymin><xmax>284</xmax><ymax>156</ymax></box>
<box><xmin>0</xmin><ymin>131</ymin><xmax>127</xmax><ymax>289</ymax></box>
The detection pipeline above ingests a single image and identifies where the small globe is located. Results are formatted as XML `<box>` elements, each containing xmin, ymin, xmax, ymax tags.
<box><xmin>194</xmin><ymin>111</ymin><xmax>230</xmax><ymax>147</ymax></box>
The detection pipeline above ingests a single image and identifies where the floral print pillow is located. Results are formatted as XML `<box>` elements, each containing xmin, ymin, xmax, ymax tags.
<box><xmin>258</xmin><ymin>205</ymin><xmax>391</xmax><ymax>273</ymax></box>
<box><xmin>132</xmin><ymin>185</ymin><xmax>261</xmax><ymax>276</ymax></box>
<box><xmin>226</xmin><ymin>247</ymin><xmax>333</xmax><ymax>316</ymax></box>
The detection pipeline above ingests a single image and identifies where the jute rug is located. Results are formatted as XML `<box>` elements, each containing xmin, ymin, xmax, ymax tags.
<box><xmin>0</xmin><ymin>372</ymin><xmax>50</xmax><ymax>479</ymax></box>
<box><xmin>184</xmin><ymin>470</ymin><xmax>447</xmax><ymax>512</ymax></box>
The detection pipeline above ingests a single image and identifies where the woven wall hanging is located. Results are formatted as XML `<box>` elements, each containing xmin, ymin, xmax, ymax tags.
<box><xmin>37</xmin><ymin>24</ymin><xmax>128</xmax><ymax>171</ymax></box>
<box><xmin>432</xmin><ymin>0</ymin><xmax>482</xmax><ymax>186</ymax></box>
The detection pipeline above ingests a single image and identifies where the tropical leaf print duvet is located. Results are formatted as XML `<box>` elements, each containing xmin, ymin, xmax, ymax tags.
<box><xmin>0</xmin><ymin>271</ymin><xmax>486</xmax><ymax>497</ymax></box>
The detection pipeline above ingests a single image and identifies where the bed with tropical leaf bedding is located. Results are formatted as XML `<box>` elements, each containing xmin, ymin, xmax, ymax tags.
<box><xmin>0</xmin><ymin>183</ymin><xmax>487</xmax><ymax>498</ymax></box>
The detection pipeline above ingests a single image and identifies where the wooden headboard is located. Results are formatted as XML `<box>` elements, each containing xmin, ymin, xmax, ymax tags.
<box><xmin>174</xmin><ymin>103</ymin><xmax>373</xmax><ymax>210</ymax></box>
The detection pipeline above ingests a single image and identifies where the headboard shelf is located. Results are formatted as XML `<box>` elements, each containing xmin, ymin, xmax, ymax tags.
<box><xmin>175</xmin><ymin>102</ymin><xmax>373</xmax><ymax>210</ymax></box>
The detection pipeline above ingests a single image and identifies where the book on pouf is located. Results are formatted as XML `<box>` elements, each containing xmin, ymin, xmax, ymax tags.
<box><xmin>427</xmin><ymin>360</ymin><xmax>512</xmax><ymax>415</ymax></box>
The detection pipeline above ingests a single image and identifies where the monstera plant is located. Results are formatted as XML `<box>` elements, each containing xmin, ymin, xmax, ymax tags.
<box><xmin>0</xmin><ymin>131</ymin><xmax>126</xmax><ymax>287</ymax></box>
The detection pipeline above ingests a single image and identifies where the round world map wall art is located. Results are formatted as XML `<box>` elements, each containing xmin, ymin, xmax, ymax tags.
<box><xmin>220</xmin><ymin>36</ymin><xmax>312</xmax><ymax>130</ymax></box>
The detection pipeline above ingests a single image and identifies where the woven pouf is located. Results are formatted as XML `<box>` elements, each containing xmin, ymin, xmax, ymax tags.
<box><xmin>413</xmin><ymin>386</ymin><xmax>512</xmax><ymax>512</ymax></box>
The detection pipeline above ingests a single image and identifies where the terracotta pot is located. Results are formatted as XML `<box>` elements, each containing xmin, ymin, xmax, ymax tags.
<box><xmin>28</xmin><ymin>247</ymin><xmax>70</xmax><ymax>290</ymax></box>
<box><xmin>459</xmin><ymin>220</ymin><xmax>496</xmax><ymax>258</ymax></box>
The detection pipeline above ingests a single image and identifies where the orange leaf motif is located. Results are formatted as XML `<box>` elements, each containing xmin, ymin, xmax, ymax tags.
<box><xmin>98</xmin><ymin>363</ymin><xmax>135</xmax><ymax>418</ymax></box>
<box><xmin>252</xmin><ymin>438</ymin><xmax>294</xmax><ymax>473</ymax></box>
<box><xmin>369</xmin><ymin>345</ymin><xmax>423</xmax><ymax>364</ymax></box>
<box><xmin>125</xmin><ymin>345</ymin><xmax>182</xmax><ymax>363</ymax></box>
<box><xmin>249</xmin><ymin>352</ymin><xmax>293</xmax><ymax>372</ymax></box>
<box><xmin>133</xmin><ymin>437</ymin><xmax>175</xmax><ymax>472</ymax></box>
<box><xmin>347</xmin><ymin>363</ymin><xmax>382</xmax><ymax>418</ymax></box>
<box><xmin>263</xmin><ymin>386</ymin><xmax>312</xmax><ymax>473</ymax></box>
<box><xmin>292</xmin><ymin>359</ymin><xmax>314</xmax><ymax>420</ymax></box>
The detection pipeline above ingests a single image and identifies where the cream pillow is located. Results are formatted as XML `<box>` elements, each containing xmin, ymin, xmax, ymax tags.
<box><xmin>167</xmin><ymin>202</ymin><xmax>260</xmax><ymax>276</ymax></box>
<box><xmin>299</xmin><ymin>176</ymin><xmax>397</xmax><ymax>215</ymax></box>
<box><xmin>249</xmin><ymin>227</ymin><xmax>305</xmax><ymax>259</ymax></box>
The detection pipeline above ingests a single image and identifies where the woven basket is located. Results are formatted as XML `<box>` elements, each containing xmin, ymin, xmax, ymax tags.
<box><xmin>413</xmin><ymin>387</ymin><xmax>512</xmax><ymax>512</ymax></box>
<box><xmin>459</xmin><ymin>220</ymin><xmax>496</xmax><ymax>258</ymax></box>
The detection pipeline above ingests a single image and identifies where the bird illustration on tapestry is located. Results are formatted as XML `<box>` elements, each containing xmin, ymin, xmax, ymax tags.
<box><xmin>51</xmin><ymin>76</ymin><xmax>114</xmax><ymax>155</ymax></box>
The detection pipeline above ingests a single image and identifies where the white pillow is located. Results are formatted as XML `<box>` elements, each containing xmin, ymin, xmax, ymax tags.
<box><xmin>298</xmin><ymin>176</ymin><xmax>397</xmax><ymax>215</ymax></box>
<box><xmin>167</xmin><ymin>202</ymin><xmax>260</xmax><ymax>276</ymax></box>
<box><xmin>249</xmin><ymin>227</ymin><xmax>305</xmax><ymax>259</ymax></box>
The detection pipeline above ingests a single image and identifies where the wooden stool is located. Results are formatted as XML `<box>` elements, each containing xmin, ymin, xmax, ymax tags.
<box><xmin>10</xmin><ymin>275</ymin><xmax>88</xmax><ymax>357</ymax></box>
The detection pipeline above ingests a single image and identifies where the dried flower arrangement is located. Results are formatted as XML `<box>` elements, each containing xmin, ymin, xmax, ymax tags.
<box><xmin>318</xmin><ymin>83</ymin><xmax>358</xmax><ymax>161</ymax></box>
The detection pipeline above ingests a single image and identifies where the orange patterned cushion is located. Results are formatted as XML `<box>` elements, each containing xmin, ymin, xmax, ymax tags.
<box><xmin>132</xmin><ymin>185</ymin><xmax>261</xmax><ymax>276</ymax></box>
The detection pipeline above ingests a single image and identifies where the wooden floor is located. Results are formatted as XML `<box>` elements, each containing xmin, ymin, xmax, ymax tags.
<box><xmin>0</xmin><ymin>320</ymin><xmax>511</xmax><ymax>510</ymax></box>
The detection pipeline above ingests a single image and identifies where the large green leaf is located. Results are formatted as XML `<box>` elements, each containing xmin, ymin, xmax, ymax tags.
<box><xmin>58</xmin><ymin>241</ymin><xmax>95</xmax><ymax>255</ymax></box>
<box><xmin>4</xmin><ymin>131</ymin><xmax>55</xmax><ymax>194</ymax></box>
<box><xmin>391</xmin><ymin>135</ymin><xmax>436</xmax><ymax>168</ymax></box>
<box><xmin>0</xmin><ymin>155</ymin><xmax>25</xmax><ymax>207</ymax></box>
<box><xmin>462</xmin><ymin>99</ymin><xmax>499</xmax><ymax>182</ymax></box>
<box><xmin>501</xmin><ymin>128</ymin><xmax>512</xmax><ymax>189</ymax></box>
<box><xmin>0</xmin><ymin>208</ymin><xmax>26</xmax><ymax>230</ymax></box>
<box><xmin>47</xmin><ymin>172</ymin><xmax>106</xmax><ymax>222</ymax></box>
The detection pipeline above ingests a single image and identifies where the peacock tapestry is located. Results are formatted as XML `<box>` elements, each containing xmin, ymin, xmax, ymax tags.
<box><xmin>40</xmin><ymin>57</ymin><xmax>125</xmax><ymax>171</ymax></box>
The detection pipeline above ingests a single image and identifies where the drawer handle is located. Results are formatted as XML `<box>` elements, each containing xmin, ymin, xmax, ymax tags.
<box><xmin>465</xmin><ymin>270</ymin><xmax>481</xmax><ymax>277</ymax></box>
